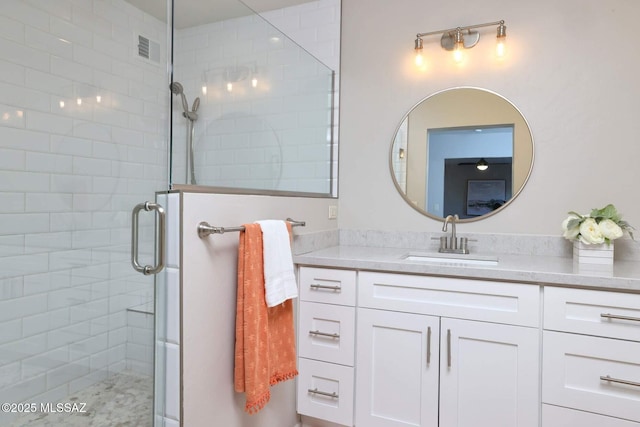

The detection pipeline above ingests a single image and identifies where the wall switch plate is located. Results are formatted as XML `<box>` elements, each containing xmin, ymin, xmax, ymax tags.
<box><xmin>328</xmin><ymin>205</ymin><xmax>338</xmax><ymax>219</ymax></box>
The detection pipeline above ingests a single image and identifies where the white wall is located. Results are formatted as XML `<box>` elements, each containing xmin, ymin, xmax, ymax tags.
<box><xmin>0</xmin><ymin>0</ymin><xmax>167</xmax><ymax>420</ymax></box>
<box><xmin>180</xmin><ymin>192</ymin><xmax>337</xmax><ymax>426</ymax></box>
<box><xmin>338</xmin><ymin>0</ymin><xmax>640</xmax><ymax>236</ymax></box>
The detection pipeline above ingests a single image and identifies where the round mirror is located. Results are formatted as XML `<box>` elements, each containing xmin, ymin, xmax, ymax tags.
<box><xmin>390</xmin><ymin>87</ymin><xmax>534</xmax><ymax>222</ymax></box>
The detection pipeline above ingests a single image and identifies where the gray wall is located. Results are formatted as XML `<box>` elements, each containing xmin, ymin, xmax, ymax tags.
<box><xmin>338</xmin><ymin>0</ymin><xmax>640</xmax><ymax>235</ymax></box>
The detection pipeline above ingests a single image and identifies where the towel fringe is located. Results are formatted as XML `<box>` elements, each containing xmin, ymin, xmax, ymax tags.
<box><xmin>245</xmin><ymin>390</ymin><xmax>271</xmax><ymax>415</ymax></box>
<box><xmin>269</xmin><ymin>369</ymin><xmax>299</xmax><ymax>386</ymax></box>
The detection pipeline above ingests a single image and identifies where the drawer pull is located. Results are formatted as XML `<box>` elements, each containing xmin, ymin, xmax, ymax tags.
<box><xmin>601</xmin><ymin>313</ymin><xmax>640</xmax><ymax>323</ymax></box>
<box><xmin>310</xmin><ymin>283</ymin><xmax>342</xmax><ymax>291</ymax></box>
<box><xmin>426</xmin><ymin>326</ymin><xmax>432</xmax><ymax>366</ymax></box>
<box><xmin>308</xmin><ymin>388</ymin><xmax>339</xmax><ymax>398</ymax></box>
<box><xmin>309</xmin><ymin>330</ymin><xmax>340</xmax><ymax>339</ymax></box>
<box><xmin>600</xmin><ymin>375</ymin><xmax>640</xmax><ymax>388</ymax></box>
<box><xmin>447</xmin><ymin>329</ymin><xmax>452</xmax><ymax>368</ymax></box>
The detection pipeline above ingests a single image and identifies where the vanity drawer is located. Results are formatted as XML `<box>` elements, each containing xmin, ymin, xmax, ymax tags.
<box><xmin>299</xmin><ymin>267</ymin><xmax>356</xmax><ymax>306</ymax></box>
<box><xmin>544</xmin><ymin>287</ymin><xmax>640</xmax><ymax>342</ymax></box>
<box><xmin>543</xmin><ymin>331</ymin><xmax>640</xmax><ymax>423</ymax></box>
<box><xmin>298</xmin><ymin>301</ymin><xmax>355</xmax><ymax>366</ymax></box>
<box><xmin>358</xmin><ymin>271</ymin><xmax>540</xmax><ymax>327</ymax></box>
<box><xmin>297</xmin><ymin>358</ymin><xmax>354</xmax><ymax>426</ymax></box>
<box><xmin>542</xmin><ymin>404</ymin><xmax>640</xmax><ymax>427</ymax></box>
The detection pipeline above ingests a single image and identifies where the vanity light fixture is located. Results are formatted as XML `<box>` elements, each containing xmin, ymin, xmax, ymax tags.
<box><xmin>414</xmin><ymin>20</ymin><xmax>507</xmax><ymax>65</ymax></box>
<box><xmin>476</xmin><ymin>158</ymin><xmax>489</xmax><ymax>171</ymax></box>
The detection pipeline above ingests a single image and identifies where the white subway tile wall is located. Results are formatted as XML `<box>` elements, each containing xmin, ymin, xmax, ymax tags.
<box><xmin>0</xmin><ymin>0</ymin><xmax>167</xmax><ymax>424</ymax></box>
<box><xmin>157</xmin><ymin>192</ymin><xmax>181</xmax><ymax>424</ymax></box>
<box><xmin>172</xmin><ymin>0</ymin><xmax>340</xmax><ymax>194</ymax></box>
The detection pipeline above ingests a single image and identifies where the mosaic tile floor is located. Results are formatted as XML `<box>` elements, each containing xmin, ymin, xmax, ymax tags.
<box><xmin>9</xmin><ymin>372</ymin><xmax>153</xmax><ymax>427</ymax></box>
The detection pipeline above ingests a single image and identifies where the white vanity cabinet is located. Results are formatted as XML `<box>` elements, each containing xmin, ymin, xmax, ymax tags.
<box><xmin>542</xmin><ymin>287</ymin><xmax>640</xmax><ymax>426</ymax></box>
<box><xmin>296</xmin><ymin>267</ymin><xmax>357</xmax><ymax>427</ymax></box>
<box><xmin>355</xmin><ymin>272</ymin><xmax>540</xmax><ymax>427</ymax></box>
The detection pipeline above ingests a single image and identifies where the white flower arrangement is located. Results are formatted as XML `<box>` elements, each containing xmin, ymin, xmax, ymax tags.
<box><xmin>562</xmin><ymin>204</ymin><xmax>634</xmax><ymax>245</ymax></box>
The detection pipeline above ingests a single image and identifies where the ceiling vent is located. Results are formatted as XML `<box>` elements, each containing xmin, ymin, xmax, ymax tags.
<box><xmin>137</xmin><ymin>34</ymin><xmax>160</xmax><ymax>64</ymax></box>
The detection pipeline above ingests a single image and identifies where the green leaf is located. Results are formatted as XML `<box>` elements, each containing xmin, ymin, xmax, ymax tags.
<box><xmin>591</xmin><ymin>204</ymin><xmax>621</xmax><ymax>222</ymax></box>
<box><xmin>566</xmin><ymin>218</ymin><xmax>582</xmax><ymax>229</ymax></box>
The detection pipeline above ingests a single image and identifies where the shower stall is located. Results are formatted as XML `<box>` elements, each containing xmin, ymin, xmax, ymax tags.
<box><xmin>0</xmin><ymin>0</ymin><xmax>169</xmax><ymax>425</ymax></box>
<box><xmin>0</xmin><ymin>0</ymin><xmax>337</xmax><ymax>425</ymax></box>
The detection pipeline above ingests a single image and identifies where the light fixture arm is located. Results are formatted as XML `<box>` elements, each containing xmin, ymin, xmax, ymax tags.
<box><xmin>416</xmin><ymin>20</ymin><xmax>505</xmax><ymax>40</ymax></box>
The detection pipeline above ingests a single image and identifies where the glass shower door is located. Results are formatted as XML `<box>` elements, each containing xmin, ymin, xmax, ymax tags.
<box><xmin>0</xmin><ymin>1</ymin><xmax>169</xmax><ymax>426</ymax></box>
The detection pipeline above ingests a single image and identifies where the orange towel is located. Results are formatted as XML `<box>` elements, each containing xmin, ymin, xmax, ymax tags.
<box><xmin>234</xmin><ymin>223</ymin><xmax>298</xmax><ymax>414</ymax></box>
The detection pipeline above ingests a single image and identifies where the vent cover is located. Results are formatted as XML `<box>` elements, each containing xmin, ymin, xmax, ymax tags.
<box><xmin>137</xmin><ymin>35</ymin><xmax>160</xmax><ymax>64</ymax></box>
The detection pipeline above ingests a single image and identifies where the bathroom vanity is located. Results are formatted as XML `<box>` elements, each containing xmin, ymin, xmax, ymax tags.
<box><xmin>293</xmin><ymin>245</ymin><xmax>640</xmax><ymax>427</ymax></box>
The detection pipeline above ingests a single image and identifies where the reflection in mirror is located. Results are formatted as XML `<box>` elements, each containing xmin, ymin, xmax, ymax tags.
<box><xmin>390</xmin><ymin>87</ymin><xmax>534</xmax><ymax>222</ymax></box>
<box><xmin>171</xmin><ymin>0</ymin><xmax>341</xmax><ymax>195</ymax></box>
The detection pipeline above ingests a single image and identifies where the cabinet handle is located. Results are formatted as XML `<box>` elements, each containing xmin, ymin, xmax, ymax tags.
<box><xmin>600</xmin><ymin>375</ymin><xmax>640</xmax><ymax>388</ymax></box>
<box><xmin>308</xmin><ymin>388</ymin><xmax>339</xmax><ymax>398</ymax></box>
<box><xmin>309</xmin><ymin>330</ymin><xmax>340</xmax><ymax>339</ymax></box>
<box><xmin>310</xmin><ymin>283</ymin><xmax>342</xmax><ymax>292</ymax></box>
<box><xmin>447</xmin><ymin>329</ymin><xmax>452</xmax><ymax>368</ymax></box>
<box><xmin>601</xmin><ymin>313</ymin><xmax>640</xmax><ymax>323</ymax></box>
<box><xmin>426</xmin><ymin>326</ymin><xmax>432</xmax><ymax>366</ymax></box>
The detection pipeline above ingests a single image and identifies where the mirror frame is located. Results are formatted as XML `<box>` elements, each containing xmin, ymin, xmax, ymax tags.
<box><xmin>389</xmin><ymin>86</ymin><xmax>535</xmax><ymax>223</ymax></box>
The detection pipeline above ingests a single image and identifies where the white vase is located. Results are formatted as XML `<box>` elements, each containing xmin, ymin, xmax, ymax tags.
<box><xmin>573</xmin><ymin>240</ymin><xmax>614</xmax><ymax>265</ymax></box>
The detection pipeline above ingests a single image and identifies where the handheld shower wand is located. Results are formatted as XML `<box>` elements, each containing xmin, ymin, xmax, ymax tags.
<box><xmin>170</xmin><ymin>81</ymin><xmax>199</xmax><ymax>185</ymax></box>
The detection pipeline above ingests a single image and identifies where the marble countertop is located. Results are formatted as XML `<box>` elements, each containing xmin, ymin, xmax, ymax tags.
<box><xmin>293</xmin><ymin>245</ymin><xmax>640</xmax><ymax>293</ymax></box>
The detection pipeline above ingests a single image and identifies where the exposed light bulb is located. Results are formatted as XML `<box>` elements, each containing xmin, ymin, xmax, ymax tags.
<box><xmin>226</xmin><ymin>82</ymin><xmax>233</xmax><ymax>92</ymax></box>
<box><xmin>453</xmin><ymin>30</ymin><xmax>464</xmax><ymax>63</ymax></box>
<box><xmin>496</xmin><ymin>22</ymin><xmax>507</xmax><ymax>58</ymax></box>
<box><xmin>59</xmin><ymin>100</ymin><xmax>65</xmax><ymax>108</ymax></box>
<box><xmin>453</xmin><ymin>44</ymin><xmax>464</xmax><ymax>63</ymax></box>
<box><xmin>96</xmin><ymin>95</ymin><xmax>101</xmax><ymax>103</ymax></box>
<box><xmin>76</xmin><ymin>98</ymin><xmax>82</xmax><ymax>106</ymax></box>
<box><xmin>414</xmin><ymin>37</ymin><xmax>424</xmax><ymax>67</ymax></box>
<box><xmin>496</xmin><ymin>37</ymin><xmax>506</xmax><ymax>57</ymax></box>
<box><xmin>251</xmin><ymin>77</ymin><xmax>258</xmax><ymax>88</ymax></box>
<box><xmin>202</xmin><ymin>85</ymin><xmax>207</xmax><ymax>95</ymax></box>
<box><xmin>476</xmin><ymin>158</ymin><xmax>489</xmax><ymax>171</ymax></box>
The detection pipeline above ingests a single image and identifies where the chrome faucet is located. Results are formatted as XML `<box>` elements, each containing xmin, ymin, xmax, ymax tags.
<box><xmin>439</xmin><ymin>214</ymin><xmax>469</xmax><ymax>254</ymax></box>
<box><xmin>443</xmin><ymin>214</ymin><xmax>458</xmax><ymax>249</ymax></box>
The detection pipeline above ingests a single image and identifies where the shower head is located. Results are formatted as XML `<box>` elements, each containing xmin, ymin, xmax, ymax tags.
<box><xmin>169</xmin><ymin>82</ymin><xmax>189</xmax><ymax>114</ymax></box>
<box><xmin>169</xmin><ymin>81</ymin><xmax>183</xmax><ymax>94</ymax></box>
<box><xmin>192</xmin><ymin>97</ymin><xmax>200</xmax><ymax>113</ymax></box>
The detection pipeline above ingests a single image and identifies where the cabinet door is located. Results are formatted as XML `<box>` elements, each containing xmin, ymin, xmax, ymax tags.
<box><xmin>439</xmin><ymin>318</ymin><xmax>539</xmax><ymax>427</ymax></box>
<box><xmin>355</xmin><ymin>308</ymin><xmax>439</xmax><ymax>427</ymax></box>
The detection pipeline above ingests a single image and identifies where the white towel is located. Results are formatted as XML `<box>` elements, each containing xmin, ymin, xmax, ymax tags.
<box><xmin>255</xmin><ymin>220</ymin><xmax>298</xmax><ymax>307</ymax></box>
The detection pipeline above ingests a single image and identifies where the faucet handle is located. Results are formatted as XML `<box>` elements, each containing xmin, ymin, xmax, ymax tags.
<box><xmin>440</xmin><ymin>236</ymin><xmax>448</xmax><ymax>250</ymax></box>
<box><xmin>459</xmin><ymin>237</ymin><xmax>468</xmax><ymax>251</ymax></box>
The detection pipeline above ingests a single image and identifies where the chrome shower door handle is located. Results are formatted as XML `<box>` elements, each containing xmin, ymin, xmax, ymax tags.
<box><xmin>131</xmin><ymin>201</ymin><xmax>166</xmax><ymax>275</ymax></box>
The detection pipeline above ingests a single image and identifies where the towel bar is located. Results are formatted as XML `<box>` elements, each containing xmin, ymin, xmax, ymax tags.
<box><xmin>197</xmin><ymin>218</ymin><xmax>306</xmax><ymax>238</ymax></box>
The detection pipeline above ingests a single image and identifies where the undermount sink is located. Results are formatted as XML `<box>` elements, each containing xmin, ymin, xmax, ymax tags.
<box><xmin>401</xmin><ymin>252</ymin><xmax>499</xmax><ymax>266</ymax></box>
